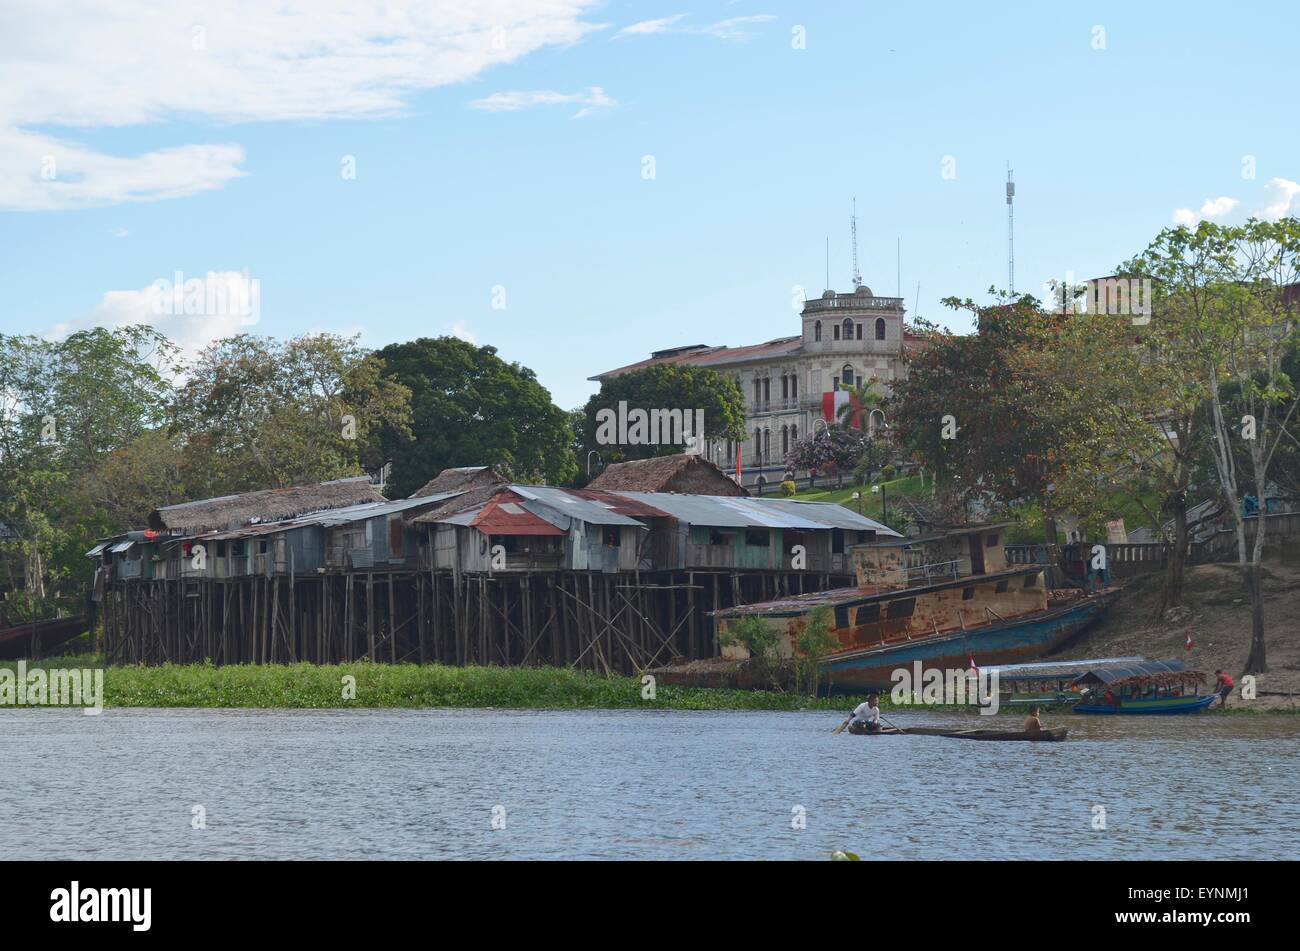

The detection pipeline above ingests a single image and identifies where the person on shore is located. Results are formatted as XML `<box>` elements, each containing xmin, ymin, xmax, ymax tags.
<box><xmin>1214</xmin><ymin>669</ymin><xmax>1234</xmax><ymax>708</ymax></box>
<box><xmin>843</xmin><ymin>693</ymin><xmax>883</xmax><ymax>734</ymax></box>
<box><xmin>1023</xmin><ymin>705</ymin><xmax>1044</xmax><ymax>733</ymax></box>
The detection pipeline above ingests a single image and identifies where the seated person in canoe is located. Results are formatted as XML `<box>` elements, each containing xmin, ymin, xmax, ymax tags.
<box><xmin>843</xmin><ymin>694</ymin><xmax>883</xmax><ymax>735</ymax></box>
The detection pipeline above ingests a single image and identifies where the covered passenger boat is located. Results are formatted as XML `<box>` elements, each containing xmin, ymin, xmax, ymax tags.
<box><xmin>1070</xmin><ymin>659</ymin><xmax>1213</xmax><ymax>714</ymax></box>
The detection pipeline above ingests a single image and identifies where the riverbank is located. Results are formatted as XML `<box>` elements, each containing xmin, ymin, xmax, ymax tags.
<box><xmin>0</xmin><ymin>655</ymin><xmax>867</xmax><ymax>711</ymax></box>
<box><xmin>1059</xmin><ymin>561</ymin><xmax>1300</xmax><ymax>712</ymax></box>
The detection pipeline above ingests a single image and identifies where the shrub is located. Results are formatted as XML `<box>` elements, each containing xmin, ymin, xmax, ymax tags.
<box><xmin>780</xmin><ymin>479</ymin><xmax>797</xmax><ymax>497</ymax></box>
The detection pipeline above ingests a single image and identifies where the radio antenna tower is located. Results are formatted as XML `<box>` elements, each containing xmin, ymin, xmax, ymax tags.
<box><xmin>1006</xmin><ymin>164</ymin><xmax>1016</xmax><ymax>297</ymax></box>
<box><xmin>851</xmin><ymin>198</ymin><xmax>862</xmax><ymax>289</ymax></box>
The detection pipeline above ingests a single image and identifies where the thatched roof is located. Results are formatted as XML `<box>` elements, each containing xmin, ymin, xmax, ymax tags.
<box><xmin>588</xmin><ymin>455</ymin><xmax>747</xmax><ymax>496</ymax></box>
<box><xmin>148</xmin><ymin>477</ymin><xmax>385</xmax><ymax>534</ymax></box>
<box><xmin>411</xmin><ymin>466</ymin><xmax>508</xmax><ymax>498</ymax></box>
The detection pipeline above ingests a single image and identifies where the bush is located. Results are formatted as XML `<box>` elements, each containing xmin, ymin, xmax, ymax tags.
<box><xmin>881</xmin><ymin>464</ymin><xmax>897</xmax><ymax>480</ymax></box>
<box><xmin>794</xmin><ymin>605</ymin><xmax>839</xmax><ymax>696</ymax></box>
<box><xmin>780</xmin><ymin>479</ymin><xmax>797</xmax><ymax>497</ymax></box>
<box><xmin>717</xmin><ymin>614</ymin><xmax>783</xmax><ymax>688</ymax></box>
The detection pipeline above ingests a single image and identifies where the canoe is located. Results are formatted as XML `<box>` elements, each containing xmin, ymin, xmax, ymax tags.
<box><xmin>848</xmin><ymin>724</ymin><xmax>1067</xmax><ymax>742</ymax></box>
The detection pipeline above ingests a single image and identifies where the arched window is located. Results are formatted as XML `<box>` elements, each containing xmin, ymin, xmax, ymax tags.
<box><xmin>754</xmin><ymin>427</ymin><xmax>762</xmax><ymax>464</ymax></box>
<box><xmin>781</xmin><ymin>426</ymin><xmax>789</xmax><ymax>455</ymax></box>
<box><xmin>814</xmin><ymin>321</ymin><xmax>822</xmax><ymax>342</ymax></box>
<box><xmin>842</xmin><ymin>365</ymin><xmax>855</xmax><ymax>386</ymax></box>
<box><xmin>763</xmin><ymin>429</ymin><xmax>771</xmax><ymax>461</ymax></box>
<box><xmin>842</xmin><ymin>318</ymin><xmax>854</xmax><ymax>340</ymax></box>
<box><xmin>791</xmin><ymin>424</ymin><xmax>798</xmax><ymax>442</ymax></box>
<box><xmin>875</xmin><ymin>317</ymin><xmax>886</xmax><ymax>340</ymax></box>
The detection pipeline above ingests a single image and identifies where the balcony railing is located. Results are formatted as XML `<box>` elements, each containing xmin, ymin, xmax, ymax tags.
<box><xmin>802</xmin><ymin>295</ymin><xmax>904</xmax><ymax>313</ymax></box>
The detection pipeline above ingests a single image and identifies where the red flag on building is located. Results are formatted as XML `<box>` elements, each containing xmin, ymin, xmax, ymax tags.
<box><xmin>1184</xmin><ymin>629</ymin><xmax>1193</xmax><ymax>651</ymax></box>
<box><xmin>968</xmin><ymin>654</ymin><xmax>979</xmax><ymax>676</ymax></box>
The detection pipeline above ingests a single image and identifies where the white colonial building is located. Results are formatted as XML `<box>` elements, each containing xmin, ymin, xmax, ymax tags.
<box><xmin>591</xmin><ymin>285</ymin><xmax>914</xmax><ymax>480</ymax></box>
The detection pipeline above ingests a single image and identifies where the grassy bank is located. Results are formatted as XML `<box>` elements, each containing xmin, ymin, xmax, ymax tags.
<box><xmin>1</xmin><ymin>655</ymin><xmax>868</xmax><ymax>711</ymax></box>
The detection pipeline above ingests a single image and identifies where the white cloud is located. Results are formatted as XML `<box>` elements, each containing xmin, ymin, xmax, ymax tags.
<box><xmin>688</xmin><ymin>15</ymin><xmax>777</xmax><ymax>41</ymax></box>
<box><xmin>1257</xmin><ymin>177</ymin><xmax>1300</xmax><ymax>221</ymax></box>
<box><xmin>470</xmin><ymin>86</ymin><xmax>615</xmax><ymax>118</ymax></box>
<box><xmin>617</xmin><ymin>15</ymin><xmax>688</xmax><ymax>37</ymax></box>
<box><xmin>1172</xmin><ymin>195</ymin><xmax>1239</xmax><ymax>226</ymax></box>
<box><xmin>45</xmin><ymin>271</ymin><xmax>261</xmax><ymax>364</ymax></box>
<box><xmin>449</xmin><ymin>321</ymin><xmax>477</xmax><ymax>343</ymax></box>
<box><xmin>1</xmin><ymin>1</ymin><xmax>603</xmax><ymax>210</ymax></box>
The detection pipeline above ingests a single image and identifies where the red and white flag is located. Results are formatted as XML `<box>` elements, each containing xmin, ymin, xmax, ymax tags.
<box><xmin>1184</xmin><ymin>629</ymin><xmax>1194</xmax><ymax>651</ymax></box>
<box><xmin>821</xmin><ymin>389</ymin><xmax>850</xmax><ymax>425</ymax></box>
<box><xmin>968</xmin><ymin>654</ymin><xmax>979</xmax><ymax>676</ymax></box>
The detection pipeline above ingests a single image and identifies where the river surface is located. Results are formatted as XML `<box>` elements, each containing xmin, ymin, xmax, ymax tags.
<box><xmin>2</xmin><ymin>708</ymin><xmax>1297</xmax><ymax>860</ymax></box>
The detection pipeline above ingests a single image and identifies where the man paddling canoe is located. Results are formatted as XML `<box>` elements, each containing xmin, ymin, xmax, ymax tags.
<box><xmin>842</xmin><ymin>693</ymin><xmax>883</xmax><ymax>735</ymax></box>
<box><xmin>1022</xmin><ymin>705</ymin><xmax>1044</xmax><ymax>733</ymax></box>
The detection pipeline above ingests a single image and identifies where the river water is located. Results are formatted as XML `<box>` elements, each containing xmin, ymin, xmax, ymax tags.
<box><xmin>2</xmin><ymin>708</ymin><xmax>1296</xmax><ymax>860</ymax></box>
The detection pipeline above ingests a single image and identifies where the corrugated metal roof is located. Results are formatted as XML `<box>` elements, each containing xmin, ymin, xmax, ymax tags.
<box><xmin>301</xmin><ymin>492</ymin><xmax>462</xmax><ymax>527</ymax></box>
<box><xmin>609</xmin><ymin>491</ymin><xmax>899</xmax><ymax>534</ymax></box>
<box><xmin>109</xmin><ymin>541</ymin><xmax>136</xmax><ymax>553</ymax></box>
<box><xmin>743</xmin><ymin>498</ymin><xmax>900</xmax><ymax>535</ymax></box>
<box><xmin>197</xmin><ymin>491</ymin><xmax>465</xmax><ymax>539</ymax></box>
<box><xmin>567</xmin><ymin>488</ymin><xmax>673</xmax><ymax>518</ymax></box>
<box><xmin>86</xmin><ymin>542</ymin><xmax>108</xmax><ymax>557</ymax></box>
<box><xmin>510</xmin><ymin>485</ymin><xmax>646</xmax><ymax>527</ymax></box>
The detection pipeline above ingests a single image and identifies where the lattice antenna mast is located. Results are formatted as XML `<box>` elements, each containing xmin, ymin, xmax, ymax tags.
<box><xmin>1006</xmin><ymin>165</ymin><xmax>1016</xmax><ymax>297</ymax></box>
<box><xmin>851</xmin><ymin>198</ymin><xmax>862</xmax><ymax>289</ymax></box>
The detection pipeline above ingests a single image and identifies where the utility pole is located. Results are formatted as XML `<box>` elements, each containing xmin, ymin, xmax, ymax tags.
<box><xmin>1006</xmin><ymin>164</ymin><xmax>1015</xmax><ymax>297</ymax></box>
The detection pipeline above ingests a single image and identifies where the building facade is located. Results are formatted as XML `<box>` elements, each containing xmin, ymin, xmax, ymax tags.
<box><xmin>591</xmin><ymin>285</ymin><xmax>912</xmax><ymax>478</ymax></box>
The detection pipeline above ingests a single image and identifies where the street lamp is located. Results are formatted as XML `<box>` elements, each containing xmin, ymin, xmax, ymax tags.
<box><xmin>851</xmin><ymin>491</ymin><xmax>862</xmax><ymax>515</ymax></box>
<box><xmin>586</xmin><ymin>450</ymin><xmax>602</xmax><ymax>477</ymax></box>
<box><xmin>872</xmin><ymin>483</ymin><xmax>886</xmax><ymax>523</ymax></box>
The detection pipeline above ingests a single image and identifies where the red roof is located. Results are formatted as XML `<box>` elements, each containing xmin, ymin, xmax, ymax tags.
<box><xmin>470</xmin><ymin>491</ymin><xmax>565</xmax><ymax>536</ymax></box>
<box><xmin>567</xmin><ymin>488</ymin><xmax>672</xmax><ymax>518</ymax></box>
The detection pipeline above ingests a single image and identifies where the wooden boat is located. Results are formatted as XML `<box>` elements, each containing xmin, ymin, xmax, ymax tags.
<box><xmin>713</xmin><ymin>524</ymin><xmax>1118</xmax><ymax>693</ymax></box>
<box><xmin>1074</xmin><ymin>693</ymin><xmax>1215</xmax><ymax>715</ymax></box>
<box><xmin>848</xmin><ymin>723</ymin><xmax>1068</xmax><ymax>741</ymax></box>
<box><xmin>1069</xmin><ymin>660</ymin><xmax>1214</xmax><ymax>715</ymax></box>
<box><xmin>0</xmin><ymin>616</ymin><xmax>87</xmax><ymax>660</ymax></box>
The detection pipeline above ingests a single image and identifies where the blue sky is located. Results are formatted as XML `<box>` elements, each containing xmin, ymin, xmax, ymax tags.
<box><xmin>3</xmin><ymin>1</ymin><xmax>1297</xmax><ymax>410</ymax></box>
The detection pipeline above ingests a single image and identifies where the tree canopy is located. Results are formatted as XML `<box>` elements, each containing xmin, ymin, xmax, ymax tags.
<box><xmin>375</xmin><ymin>336</ymin><xmax>576</xmax><ymax>498</ymax></box>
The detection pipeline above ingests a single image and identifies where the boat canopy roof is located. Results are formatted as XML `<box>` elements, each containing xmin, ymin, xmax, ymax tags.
<box><xmin>1070</xmin><ymin>659</ymin><xmax>1204</xmax><ymax>688</ymax></box>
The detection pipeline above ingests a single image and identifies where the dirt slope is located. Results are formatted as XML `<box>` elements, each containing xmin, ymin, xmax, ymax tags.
<box><xmin>1055</xmin><ymin>561</ymin><xmax>1300</xmax><ymax>711</ymax></box>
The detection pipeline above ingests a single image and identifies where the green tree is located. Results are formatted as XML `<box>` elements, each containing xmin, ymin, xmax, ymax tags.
<box><xmin>794</xmin><ymin>606</ymin><xmax>838</xmax><ymax>696</ymax></box>
<box><xmin>888</xmin><ymin>299</ymin><xmax>1115</xmax><ymax>554</ymax></box>
<box><xmin>376</xmin><ymin>337</ymin><xmax>575</xmax><ymax>498</ymax></box>
<box><xmin>0</xmin><ymin>326</ymin><xmax>181</xmax><ymax>614</ymax></box>
<box><xmin>174</xmin><ymin>333</ymin><xmax>411</xmax><ymax>495</ymax></box>
<box><xmin>1129</xmin><ymin>219</ymin><xmax>1300</xmax><ymax>673</ymax></box>
<box><xmin>581</xmin><ymin>364</ymin><xmax>746</xmax><ymax>464</ymax></box>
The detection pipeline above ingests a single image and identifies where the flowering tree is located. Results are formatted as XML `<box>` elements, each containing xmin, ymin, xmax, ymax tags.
<box><xmin>785</xmin><ymin>426</ymin><xmax>870</xmax><ymax>474</ymax></box>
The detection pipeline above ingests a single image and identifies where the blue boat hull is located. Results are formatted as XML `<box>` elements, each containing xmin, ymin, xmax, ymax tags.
<box><xmin>1073</xmin><ymin>693</ymin><xmax>1216</xmax><ymax>715</ymax></box>
<box><xmin>821</xmin><ymin>594</ymin><xmax>1115</xmax><ymax>693</ymax></box>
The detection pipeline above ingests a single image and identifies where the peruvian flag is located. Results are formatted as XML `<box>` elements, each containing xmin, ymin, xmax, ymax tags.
<box><xmin>968</xmin><ymin>654</ymin><xmax>979</xmax><ymax>677</ymax></box>
<box><xmin>735</xmin><ymin>441</ymin><xmax>742</xmax><ymax>481</ymax></box>
<box><xmin>821</xmin><ymin>389</ymin><xmax>851</xmax><ymax>425</ymax></box>
<box><xmin>1185</xmin><ymin>629</ymin><xmax>1193</xmax><ymax>651</ymax></box>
